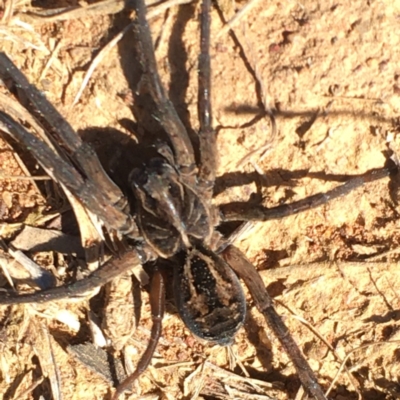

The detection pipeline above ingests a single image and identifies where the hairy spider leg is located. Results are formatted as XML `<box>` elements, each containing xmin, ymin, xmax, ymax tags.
<box><xmin>0</xmin><ymin>53</ymin><xmax>136</xmax><ymax>236</ymax></box>
<box><xmin>224</xmin><ymin>245</ymin><xmax>328</xmax><ymax>400</ymax></box>
<box><xmin>0</xmin><ymin>237</ymin><xmax>144</xmax><ymax>304</ymax></box>
<box><xmin>112</xmin><ymin>268</ymin><xmax>165</xmax><ymax>399</ymax></box>
<box><xmin>220</xmin><ymin>165</ymin><xmax>396</xmax><ymax>222</ymax></box>
<box><xmin>197</xmin><ymin>0</ymin><xmax>217</xmax><ymax>197</ymax></box>
<box><xmin>130</xmin><ymin>0</ymin><xmax>196</xmax><ymax>177</ymax></box>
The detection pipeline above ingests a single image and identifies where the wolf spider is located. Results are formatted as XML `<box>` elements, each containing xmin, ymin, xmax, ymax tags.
<box><xmin>0</xmin><ymin>0</ymin><xmax>396</xmax><ymax>399</ymax></box>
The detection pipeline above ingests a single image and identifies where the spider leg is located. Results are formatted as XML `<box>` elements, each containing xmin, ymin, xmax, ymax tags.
<box><xmin>219</xmin><ymin>165</ymin><xmax>396</xmax><ymax>222</ymax></box>
<box><xmin>112</xmin><ymin>268</ymin><xmax>165</xmax><ymax>400</ymax></box>
<box><xmin>223</xmin><ymin>245</ymin><xmax>328</xmax><ymax>400</ymax></box>
<box><xmin>130</xmin><ymin>0</ymin><xmax>196</xmax><ymax>176</ymax></box>
<box><xmin>0</xmin><ymin>53</ymin><xmax>135</xmax><ymax>235</ymax></box>
<box><xmin>0</xmin><ymin>110</ymin><xmax>134</xmax><ymax>235</ymax></box>
<box><xmin>197</xmin><ymin>0</ymin><xmax>217</xmax><ymax>196</ymax></box>
<box><xmin>0</xmin><ymin>250</ymin><xmax>143</xmax><ymax>304</ymax></box>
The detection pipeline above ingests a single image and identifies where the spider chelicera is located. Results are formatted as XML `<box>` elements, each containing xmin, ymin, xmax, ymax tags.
<box><xmin>0</xmin><ymin>0</ymin><xmax>396</xmax><ymax>399</ymax></box>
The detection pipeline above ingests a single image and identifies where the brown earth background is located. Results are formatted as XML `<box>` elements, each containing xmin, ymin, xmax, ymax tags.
<box><xmin>1</xmin><ymin>0</ymin><xmax>400</xmax><ymax>399</ymax></box>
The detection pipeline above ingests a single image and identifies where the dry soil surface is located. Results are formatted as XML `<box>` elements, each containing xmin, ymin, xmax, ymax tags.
<box><xmin>1</xmin><ymin>0</ymin><xmax>400</xmax><ymax>399</ymax></box>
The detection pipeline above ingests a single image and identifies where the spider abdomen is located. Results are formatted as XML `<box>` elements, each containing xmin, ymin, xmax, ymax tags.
<box><xmin>173</xmin><ymin>244</ymin><xmax>246</xmax><ymax>345</ymax></box>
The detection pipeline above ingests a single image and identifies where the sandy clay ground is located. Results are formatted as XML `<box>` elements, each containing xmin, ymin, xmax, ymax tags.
<box><xmin>0</xmin><ymin>0</ymin><xmax>400</xmax><ymax>399</ymax></box>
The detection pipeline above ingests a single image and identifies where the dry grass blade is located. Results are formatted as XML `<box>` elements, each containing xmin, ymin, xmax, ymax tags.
<box><xmin>12</xmin><ymin>376</ymin><xmax>45</xmax><ymax>399</ymax></box>
<box><xmin>197</xmin><ymin>361</ymin><xmax>280</xmax><ymax>399</ymax></box>
<box><xmin>205</xmin><ymin>361</ymin><xmax>280</xmax><ymax>390</ymax></box>
<box><xmin>21</xmin><ymin>0</ymin><xmax>127</xmax><ymax>23</ymax></box>
<box><xmin>182</xmin><ymin>360</ymin><xmax>282</xmax><ymax>399</ymax></box>
<box><xmin>216</xmin><ymin>0</ymin><xmax>264</xmax><ymax>38</ymax></box>
<box><xmin>0</xmin><ymin>239</ymin><xmax>55</xmax><ymax>289</ymax></box>
<box><xmin>1</xmin><ymin>0</ymin><xmax>16</xmax><ymax>23</ymax></box>
<box><xmin>326</xmin><ymin>340</ymin><xmax>400</xmax><ymax>398</ymax></box>
<box><xmin>214</xmin><ymin>1</ymin><xmax>276</xmax><ymax>168</ymax></box>
<box><xmin>0</xmin><ymin>173</ymin><xmax>50</xmax><ymax>180</ymax></box>
<box><xmin>224</xmin><ymin>387</ymin><xmax>277</xmax><ymax>400</ymax></box>
<box><xmin>30</xmin><ymin>321</ymin><xmax>63</xmax><ymax>400</ymax></box>
<box><xmin>71</xmin><ymin>22</ymin><xmax>134</xmax><ymax>107</ymax></box>
<box><xmin>72</xmin><ymin>0</ymin><xmax>194</xmax><ymax>105</ymax></box>
<box><xmin>0</xmin><ymin>253</ymin><xmax>17</xmax><ymax>289</ymax></box>
<box><xmin>0</xmin><ymin>28</ymin><xmax>48</xmax><ymax>52</ymax></box>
